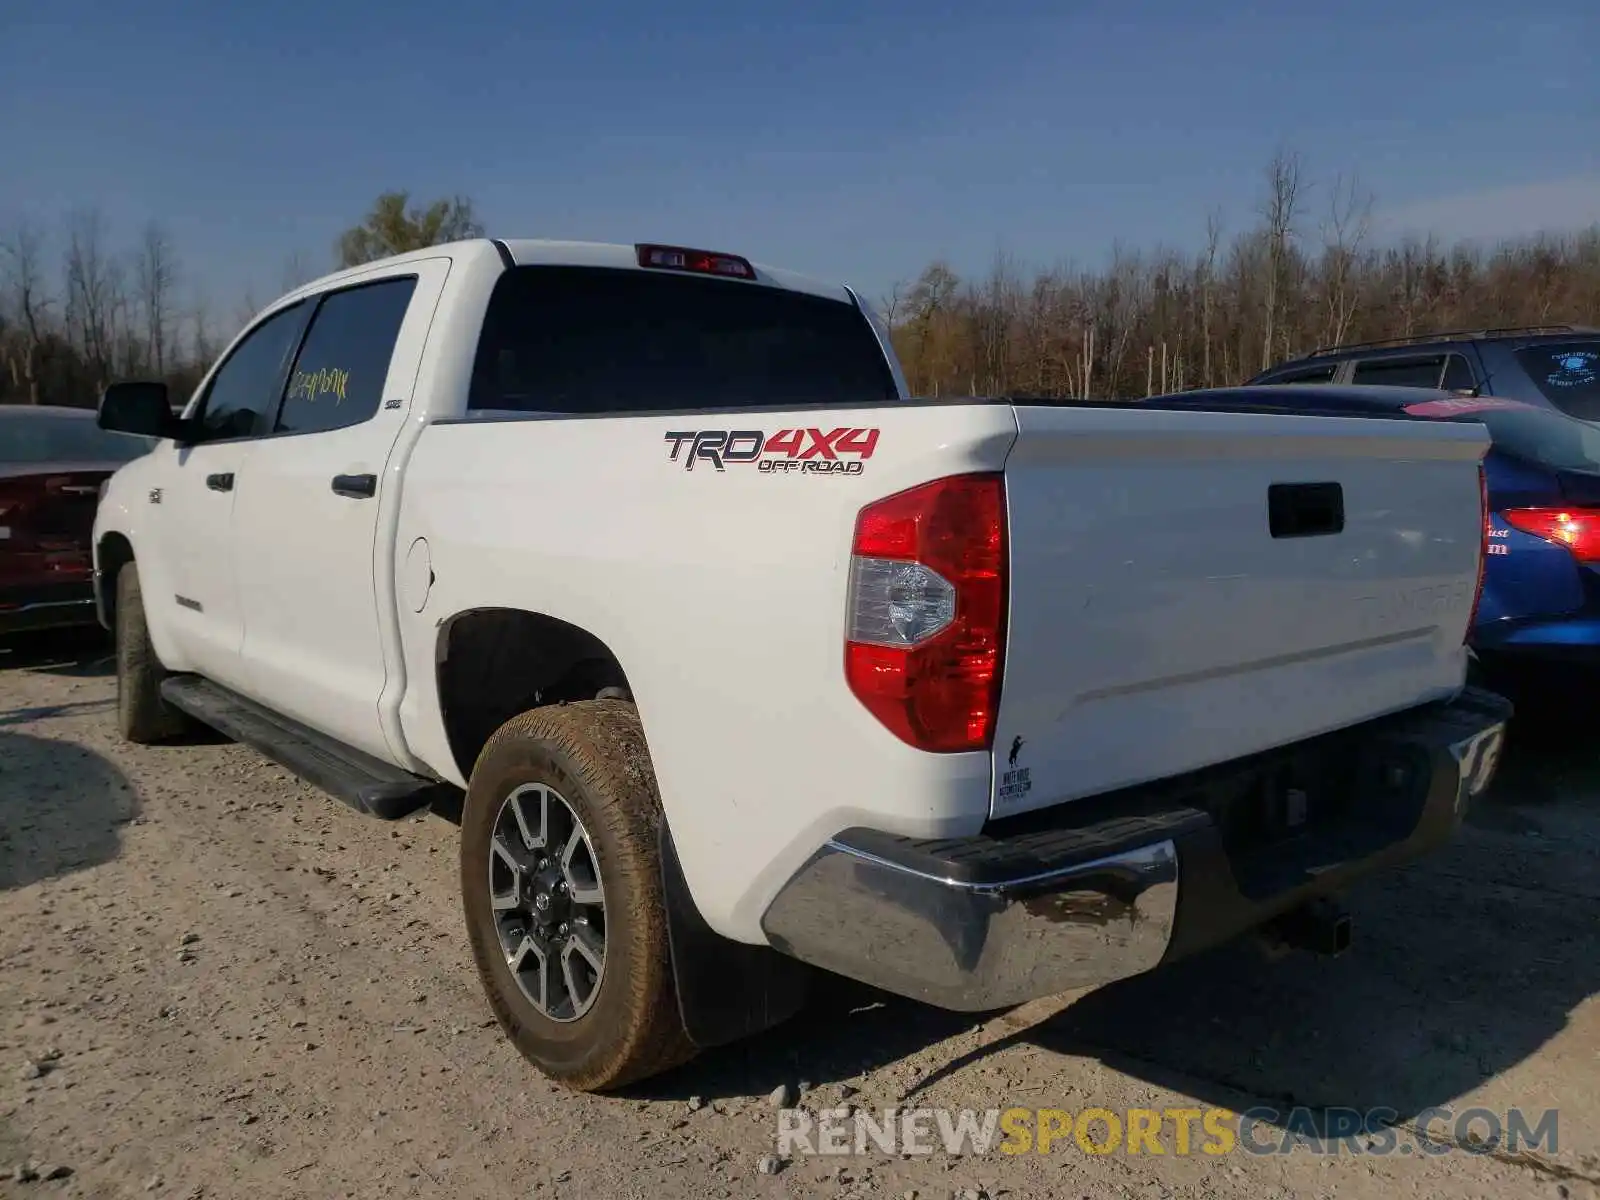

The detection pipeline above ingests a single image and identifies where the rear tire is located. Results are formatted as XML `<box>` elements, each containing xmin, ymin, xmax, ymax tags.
<box><xmin>114</xmin><ymin>563</ymin><xmax>191</xmax><ymax>744</ymax></box>
<box><xmin>460</xmin><ymin>699</ymin><xmax>696</xmax><ymax>1092</ymax></box>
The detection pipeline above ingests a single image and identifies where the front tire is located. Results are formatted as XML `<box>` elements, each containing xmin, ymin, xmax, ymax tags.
<box><xmin>114</xmin><ymin>563</ymin><xmax>190</xmax><ymax>744</ymax></box>
<box><xmin>460</xmin><ymin>700</ymin><xmax>695</xmax><ymax>1092</ymax></box>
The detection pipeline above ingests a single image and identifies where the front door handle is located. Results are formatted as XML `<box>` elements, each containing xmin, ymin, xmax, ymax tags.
<box><xmin>206</xmin><ymin>472</ymin><xmax>234</xmax><ymax>492</ymax></box>
<box><xmin>331</xmin><ymin>473</ymin><xmax>377</xmax><ymax>499</ymax></box>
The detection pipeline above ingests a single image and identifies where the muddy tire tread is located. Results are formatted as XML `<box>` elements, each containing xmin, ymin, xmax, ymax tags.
<box><xmin>462</xmin><ymin>699</ymin><xmax>695</xmax><ymax>1092</ymax></box>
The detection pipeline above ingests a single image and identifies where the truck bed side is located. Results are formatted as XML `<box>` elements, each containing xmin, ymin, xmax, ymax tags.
<box><xmin>393</xmin><ymin>402</ymin><xmax>1020</xmax><ymax>944</ymax></box>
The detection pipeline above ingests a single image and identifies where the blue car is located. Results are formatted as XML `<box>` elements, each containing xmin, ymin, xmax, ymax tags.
<box><xmin>1396</xmin><ymin>392</ymin><xmax>1600</xmax><ymax>677</ymax></box>
<box><xmin>1143</xmin><ymin>383</ymin><xmax>1600</xmax><ymax>693</ymax></box>
<box><xmin>1246</xmin><ymin>324</ymin><xmax>1600</xmax><ymax>421</ymax></box>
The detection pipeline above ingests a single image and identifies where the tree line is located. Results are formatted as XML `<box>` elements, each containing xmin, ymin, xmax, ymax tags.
<box><xmin>3</xmin><ymin>160</ymin><xmax>1598</xmax><ymax>409</ymax></box>
<box><xmin>0</xmin><ymin>192</ymin><xmax>481</xmax><ymax>409</ymax></box>
<box><xmin>885</xmin><ymin>154</ymin><xmax>1600</xmax><ymax>398</ymax></box>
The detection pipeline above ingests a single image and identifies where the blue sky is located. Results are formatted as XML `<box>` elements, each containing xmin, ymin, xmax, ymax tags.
<box><xmin>2</xmin><ymin>0</ymin><xmax>1597</xmax><ymax>323</ymax></box>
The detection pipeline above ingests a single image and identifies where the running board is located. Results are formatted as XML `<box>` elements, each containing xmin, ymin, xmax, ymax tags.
<box><xmin>159</xmin><ymin>676</ymin><xmax>456</xmax><ymax>820</ymax></box>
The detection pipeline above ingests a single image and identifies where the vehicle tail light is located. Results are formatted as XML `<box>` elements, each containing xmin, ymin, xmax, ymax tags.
<box><xmin>1467</xmin><ymin>463</ymin><xmax>1489</xmax><ymax>639</ymax></box>
<box><xmin>635</xmin><ymin>243</ymin><xmax>756</xmax><ymax>280</ymax></box>
<box><xmin>844</xmin><ymin>473</ymin><xmax>1008</xmax><ymax>753</ymax></box>
<box><xmin>1501</xmin><ymin>505</ymin><xmax>1600</xmax><ymax>562</ymax></box>
<box><xmin>0</xmin><ymin>473</ymin><xmax>105</xmax><ymax>551</ymax></box>
<box><xmin>0</xmin><ymin>477</ymin><xmax>44</xmax><ymax>537</ymax></box>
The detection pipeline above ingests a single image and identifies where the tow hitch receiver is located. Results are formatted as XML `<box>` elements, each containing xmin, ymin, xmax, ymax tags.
<box><xmin>1258</xmin><ymin>896</ymin><xmax>1352</xmax><ymax>958</ymax></box>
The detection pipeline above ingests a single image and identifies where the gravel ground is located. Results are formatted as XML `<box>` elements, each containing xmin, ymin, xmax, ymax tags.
<box><xmin>1</xmin><ymin>630</ymin><xmax>1596</xmax><ymax>1200</ymax></box>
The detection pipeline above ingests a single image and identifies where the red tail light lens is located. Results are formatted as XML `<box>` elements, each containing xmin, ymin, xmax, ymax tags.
<box><xmin>844</xmin><ymin>473</ymin><xmax>1007</xmax><ymax>753</ymax></box>
<box><xmin>1502</xmin><ymin>505</ymin><xmax>1600</xmax><ymax>562</ymax></box>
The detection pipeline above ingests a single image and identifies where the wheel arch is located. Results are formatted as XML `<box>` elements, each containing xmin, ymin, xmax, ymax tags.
<box><xmin>437</xmin><ymin>605</ymin><xmax>810</xmax><ymax>1049</ymax></box>
<box><xmin>95</xmin><ymin>531</ymin><xmax>136</xmax><ymax>632</ymax></box>
<box><xmin>435</xmin><ymin>607</ymin><xmax>634</xmax><ymax>783</ymax></box>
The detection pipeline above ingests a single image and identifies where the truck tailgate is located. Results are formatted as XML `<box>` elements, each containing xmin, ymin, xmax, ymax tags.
<box><xmin>992</xmin><ymin>404</ymin><xmax>1488</xmax><ymax>818</ymax></box>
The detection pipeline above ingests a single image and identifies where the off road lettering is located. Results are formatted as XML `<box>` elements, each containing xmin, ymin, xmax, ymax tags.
<box><xmin>665</xmin><ymin>427</ymin><xmax>881</xmax><ymax>473</ymax></box>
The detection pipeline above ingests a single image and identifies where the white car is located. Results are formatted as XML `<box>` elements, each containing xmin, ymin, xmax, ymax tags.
<box><xmin>91</xmin><ymin>238</ymin><xmax>1510</xmax><ymax>1092</ymax></box>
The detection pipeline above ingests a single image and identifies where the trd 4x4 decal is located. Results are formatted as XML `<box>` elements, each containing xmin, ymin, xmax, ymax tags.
<box><xmin>664</xmin><ymin>427</ymin><xmax>881</xmax><ymax>474</ymax></box>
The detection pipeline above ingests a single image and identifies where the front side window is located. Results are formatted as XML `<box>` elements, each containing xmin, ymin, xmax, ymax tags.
<box><xmin>468</xmin><ymin>266</ymin><xmax>899</xmax><ymax>414</ymax></box>
<box><xmin>194</xmin><ymin>302</ymin><xmax>310</xmax><ymax>441</ymax></box>
<box><xmin>1513</xmin><ymin>341</ymin><xmax>1600</xmax><ymax>420</ymax></box>
<box><xmin>276</xmin><ymin>277</ymin><xmax>418</xmax><ymax>435</ymax></box>
<box><xmin>1351</xmin><ymin>356</ymin><xmax>1446</xmax><ymax>389</ymax></box>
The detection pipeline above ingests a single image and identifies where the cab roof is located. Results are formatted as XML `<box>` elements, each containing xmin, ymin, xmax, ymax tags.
<box><xmin>284</xmin><ymin>238</ymin><xmax>856</xmax><ymax>307</ymax></box>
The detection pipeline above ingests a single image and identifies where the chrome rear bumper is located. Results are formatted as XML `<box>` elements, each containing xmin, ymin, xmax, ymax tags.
<box><xmin>762</xmin><ymin>834</ymin><xmax>1181</xmax><ymax>1011</ymax></box>
<box><xmin>760</xmin><ymin>687</ymin><xmax>1512</xmax><ymax>1012</ymax></box>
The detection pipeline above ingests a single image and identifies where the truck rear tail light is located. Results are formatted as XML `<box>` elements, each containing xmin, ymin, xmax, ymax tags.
<box><xmin>844</xmin><ymin>473</ymin><xmax>1007</xmax><ymax>753</ymax></box>
<box><xmin>635</xmin><ymin>243</ymin><xmax>756</xmax><ymax>280</ymax></box>
<box><xmin>1502</xmin><ymin>505</ymin><xmax>1600</xmax><ymax>562</ymax></box>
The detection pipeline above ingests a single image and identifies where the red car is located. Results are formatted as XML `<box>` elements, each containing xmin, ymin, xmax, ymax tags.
<box><xmin>0</xmin><ymin>404</ymin><xmax>155</xmax><ymax>638</ymax></box>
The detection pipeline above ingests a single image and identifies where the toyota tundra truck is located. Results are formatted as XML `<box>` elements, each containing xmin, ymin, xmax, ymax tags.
<box><xmin>90</xmin><ymin>237</ymin><xmax>1511</xmax><ymax>1093</ymax></box>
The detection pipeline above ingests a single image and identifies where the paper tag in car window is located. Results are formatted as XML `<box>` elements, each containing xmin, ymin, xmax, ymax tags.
<box><xmin>0</xmin><ymin>526</ymin><xmax>9</xmax><ymax>540</ymax></box>
<box><xmin>1403</xmin><ymin>396</ymin><xmax>1535</xmax><ymax>418</ymax></box>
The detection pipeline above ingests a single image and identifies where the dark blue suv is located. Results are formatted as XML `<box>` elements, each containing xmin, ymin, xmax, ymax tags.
<box><xmin>1247</xmin><ymin>329</ymin><xmax>1600</xmax><ymax>694</ymax></box>
<box><xmin>1247</xmin><ymin>324</ymin><xmax>1600</xmax><ymax>419</ymax></box>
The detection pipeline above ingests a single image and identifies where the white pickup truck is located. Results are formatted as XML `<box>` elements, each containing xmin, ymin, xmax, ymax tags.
<box><xmin>91</xmin><ymin>238</ymin><xmax>1511</xmax><ymax>1093</ymax></box>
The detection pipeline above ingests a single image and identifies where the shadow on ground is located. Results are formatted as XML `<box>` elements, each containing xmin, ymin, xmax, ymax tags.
<box><xmin>0</xmin><ymin>627</ymin><xmax>114</xmax><ymax>679</ymax></box>
<box><xmin>633</xmin><ymin>707</ymin><xmax>1599</xmax><ymax>1132</ymax></box>
<box><xmin>0</xmin><ymin>730</ymin><xmax>140</xmax><ymax>891</ymax></box>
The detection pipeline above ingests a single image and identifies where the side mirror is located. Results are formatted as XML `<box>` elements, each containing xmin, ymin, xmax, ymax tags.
<box><xmin>99</xmin><ymin>381</ymin><xmax>177</xmax><ymax>439</ymax></box>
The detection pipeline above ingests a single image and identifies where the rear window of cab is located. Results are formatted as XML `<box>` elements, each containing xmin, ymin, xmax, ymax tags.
<box><xmin>466</xmin><ymin>265</ymin><xmax>900</xmax><ymax>414</ymax></box>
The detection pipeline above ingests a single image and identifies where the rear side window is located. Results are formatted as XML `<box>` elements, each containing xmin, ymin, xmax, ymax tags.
<box><xmin>468</xmin><ymin>266</ymin><xmax>899</xmax><ymax>414</ymax></box>
<box><xmin>1441</xmin><ymin>354</ymin><xmax>1477</xmax><ymax>391</ymax></box>
<box><xmin>1351</xmin><ymin>356</ymin><xmax>1446</xmax><ymax>388</ymax></box>
<box><xmin>1270</xmin><ymin>364</ymin><xmax>1338</xmax><ymax>384</ymax></box>
<box><xmin>1513</xmin><ymin>342</ymin><xmax>1600</xmax><ymax>419</ymax></box>
<box><xmin>275</xmin><ymin>277</ymin><xmax>417</xmax><ymax>435</ymax></box>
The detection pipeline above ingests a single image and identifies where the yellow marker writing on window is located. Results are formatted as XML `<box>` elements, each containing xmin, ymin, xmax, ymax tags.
<box><xmin>289</xmin><ymin>366</ymin><xmax>350</xmax><ymax>404</ymax></box>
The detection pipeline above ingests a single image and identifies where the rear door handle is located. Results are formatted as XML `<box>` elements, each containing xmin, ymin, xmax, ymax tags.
<box><xmin>206</xmin><ymin>472</ymin><xmax>234</xmax><ymax>493</ymax></box>
<box><xmin>331</xmin><ymin>473</ymin><xmax>377</xmax><ymax>499</ymax></box>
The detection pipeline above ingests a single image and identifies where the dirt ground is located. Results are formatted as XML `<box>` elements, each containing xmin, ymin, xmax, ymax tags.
<box><xmin>1</xmin><ymin>630</ymin><xmax>1596</xmax><ymax>1200</ymax></box>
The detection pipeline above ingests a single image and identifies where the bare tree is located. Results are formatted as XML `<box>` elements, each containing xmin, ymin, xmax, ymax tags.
<box><xmin>63</xmin><ymin>209</ymin><xmax>124</xmax><ymax>392</ymax></box>
<box><xmin>1259</xmin><ymin>150</ymin><xmax>1304</xmax><ymax>370</ymax></box>
<box><xmin>879</xmin><ymin>279</ymin><xmax>907</xmax><ymax>330</ymax></box>
<box><xmin>233</xmin><ymin>286</ymin><xmax>262</xmax><ymax>333</ymax></box>
<box><xmin>280</xmin><ymin>249</ymin><xmax>314</xmax><ymax>293</ymax></box>
<box><xmin>1198</xmin><ymin>209</ymin><xmax>1223</xmax><ymax>388</ymax></box>
<box><xmin>135</xmin><ymin>221</ymin><xmax>177</xmax><ymax>376</ymax></box>
<box><xmin>0</xmin><ymin>221</ymin><xmax>51</xmax><ymax>404</ymax></box>
<box><xmin>188</xmin><ymin>287</ymin><xmax>218</xmax><ymax>375</ymax></box>
<box><xmin>1316</xmin><ymin>171</ymin><xmax>1373</xmax><ymax>350</ymax></box>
